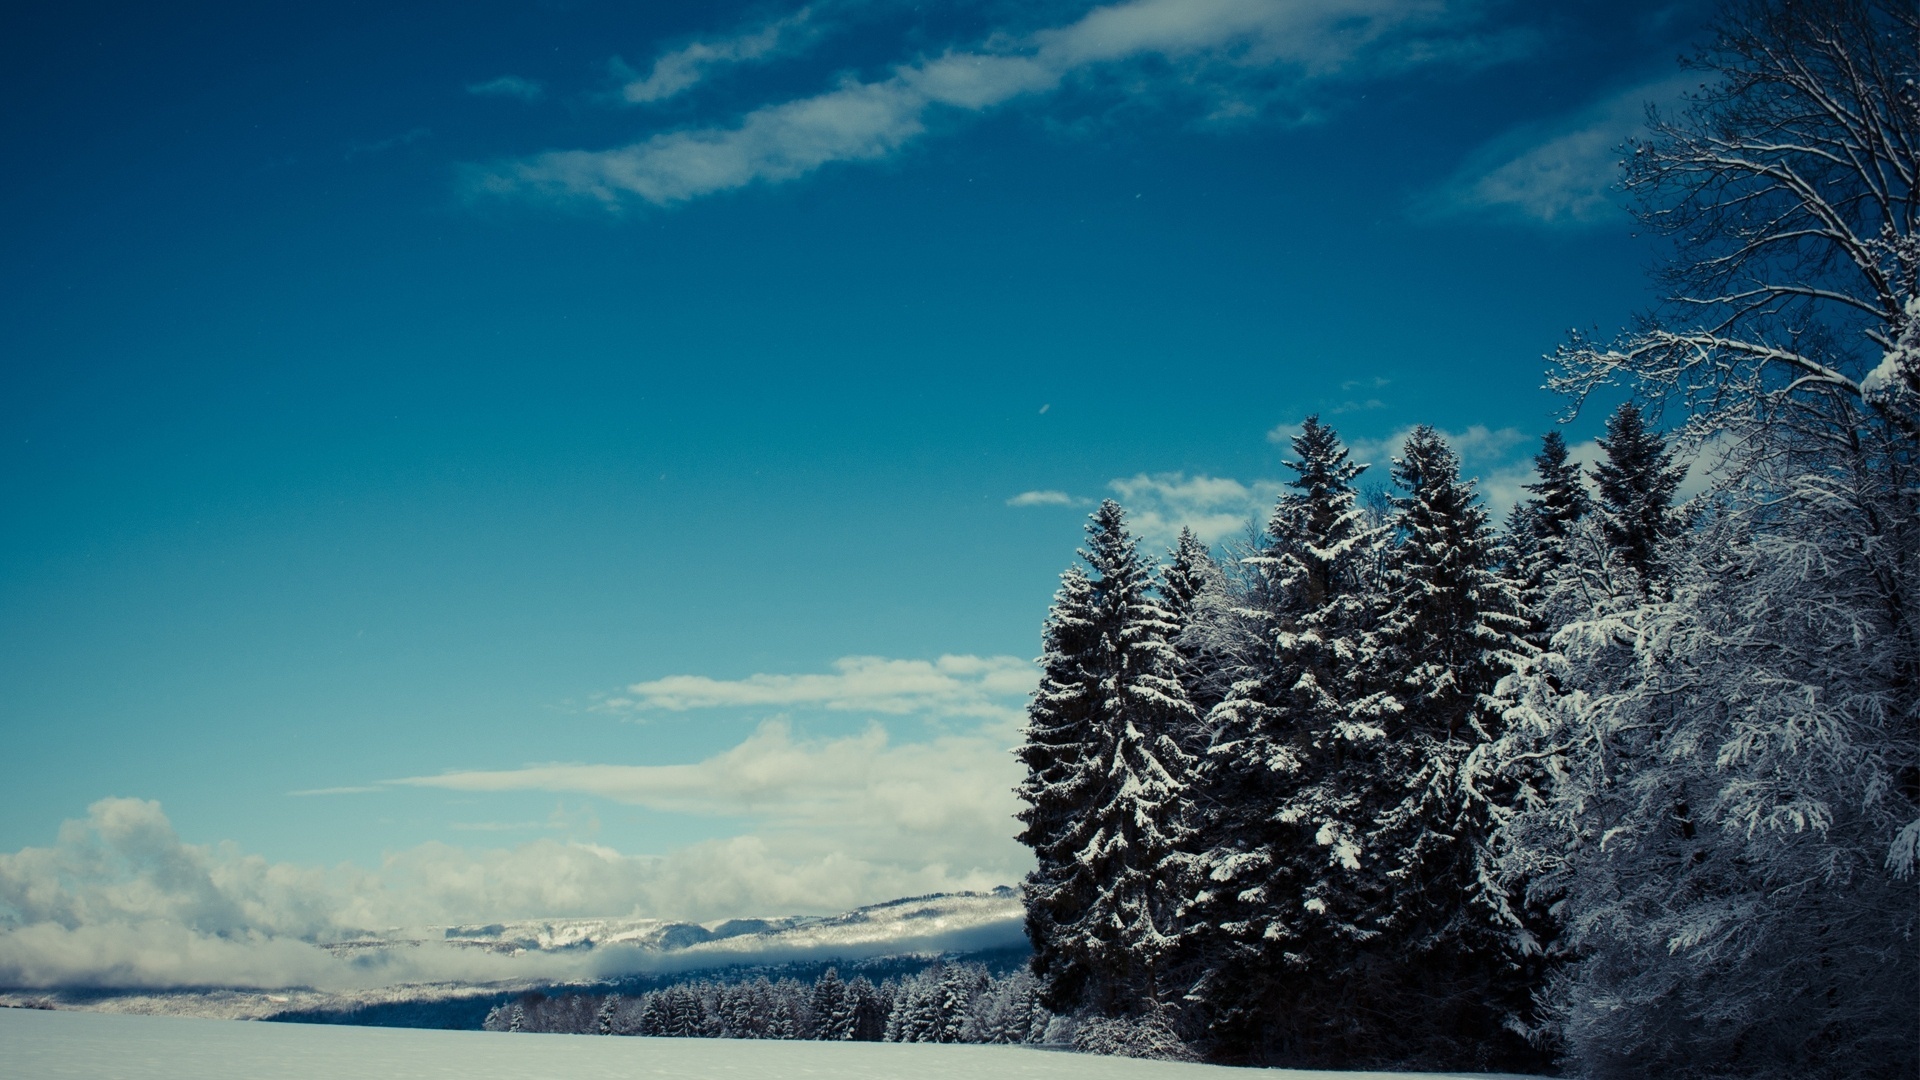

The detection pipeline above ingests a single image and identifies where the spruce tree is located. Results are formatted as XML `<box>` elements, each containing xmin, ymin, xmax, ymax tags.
<box><xmin>1016</xmin><ymin>500</ymin><xmax>1199</xmax><ymax>1017</ymax></box>
<box><xmin>1160</xmin><ymin>527</ymin><xmax>1227</xmax><ymax>723</ymax></box>
<box><xmin>1379</xmin><ymin>427</ymin><xmax>1539</xmax><ymax>1066</ymax></box>
<box><xmin>1187</xmin><ymin>416</ymin><xmax>1387</xmax><ymax>1060</ymax></box>
<box><xmin>1524</xmin><ymin>430</ymin><xmax>1589</xmax><ymax>568</ymax></box>
<box><xmin>1591</xmin><ymin>403</ymin><xmax>1684</xmax><ymax>591</ymax></box>
<box><xmin>1276</xmin><ymin>426</ymin><xmax>1540</xmax><ymax>1069</ymax></box>
<box><xmin>1512</xmin><ymin>430</ymin><xmax>1592</xmax><ymax>638</ymax></box>
<box><xmin>810</xmin><ymin>967</ymin><xmax>850</xmax><ymax>1040</ymax></box>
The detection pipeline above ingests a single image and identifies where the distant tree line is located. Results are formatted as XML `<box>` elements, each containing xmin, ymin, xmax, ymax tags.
<box><xmin>1013</xmin><ymin>2</ymin><xmax>1917</xmax><ymax>1077</ymax></box>
<box><xmin>481</xmin><ymin>962</ymin><xmax>1053</xmax><ymax>1046</ymax></box>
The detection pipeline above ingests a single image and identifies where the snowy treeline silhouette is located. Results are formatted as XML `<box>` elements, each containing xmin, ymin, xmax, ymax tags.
<box><xmin>1013</xmin><ymin>2</ymin><xmax>1918</xmax><ymax>1076</ymax></box>
<box><xmin>482</xmin><ymin>962</ymin><xmax>1051</xmax><ymax>1045</ymax></box>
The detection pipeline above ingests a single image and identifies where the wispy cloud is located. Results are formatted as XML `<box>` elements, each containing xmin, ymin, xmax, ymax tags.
<box><xmin>344</xmin><ymin>127</ymin><xmax>431</xmax><ymax>160</ymax></box>
<box><xmin>394</xmin><ymin>717</ymin><xmax>1023</xmax><ymax>862</ymax></box>
<box><xmin>602</xmin><ymin>653</ymin><xmax>1036</xmax><ymax>720</ymax></box>
<box><xmin>1107</xmin><ymin>471</ymin><xmax>1285</xmax><ymax>546</ymax></box>
<box><xmin>466</xmin><ymin>75</ymin><xmax>545</xmax><ymax>102</ymax></box>
<box><xmin>1266</xmin><ymin>420</ymin><xmax>1306</xmax><ymax>445</ymax></box>
<box><xmin>288</xmin><ymin>785</ymin><xmax>383</xmax><ymax>797</ymax></box>
<box><xmin>1429</xmin><ymin>72</ymin><xmax>1696</xmax><ymax>226</ymax></box>
<box><xmin>1006</xmin><ymin>489</ymin><xmax>1081</xmax><ymax>507</ymax></box>
<box><xmin>621</xmin><ymin>9</ymin><xmax>817</xmax><ymax>105</ymax></box>
<box><xmin>474</xmin><ymin>0</ymin><xmax>1502</xmax><ymax>208</ymax></box>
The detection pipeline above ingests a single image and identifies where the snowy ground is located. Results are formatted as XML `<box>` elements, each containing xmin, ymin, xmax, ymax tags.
<box><xmin>1</xmin><ymin>1008</ymin><xmax>1537</xmax><ymax>1080</ymax></box>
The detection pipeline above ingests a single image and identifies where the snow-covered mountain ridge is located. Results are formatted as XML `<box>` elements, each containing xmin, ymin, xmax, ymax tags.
<box><xmin>328</xmin><ymin>887</ymin><xmax>1024</xmax><ymax>964</ymax></box>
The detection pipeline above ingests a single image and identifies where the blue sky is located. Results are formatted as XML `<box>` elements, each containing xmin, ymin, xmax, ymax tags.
<box><xmin>0</xmin><ymin>0</ymin><xmax>1707</xmax><ymax>973</ymax></box>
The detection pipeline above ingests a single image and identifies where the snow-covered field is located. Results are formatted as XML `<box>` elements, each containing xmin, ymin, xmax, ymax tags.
<box><xmin>0</xmin><ymin>1008</ymin><xmax>1533</xmax><ymax>1080</ymax></box>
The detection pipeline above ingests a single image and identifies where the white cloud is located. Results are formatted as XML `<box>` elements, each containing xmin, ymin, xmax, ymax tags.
<box><xmin>1346</xmin><ymin>423</ymin><xmax>1534</xmax><ymax>510</ymax></box>
<box><xmin>476</xmin><ymin>0</ymin><xmax>1498</xmax><ymax>207</ymax></box>
<box><xmin>1433</xmin><ymin>72</ymin><xmax>1696</xmax><ymax>225</ymax></box>
<box><xmin>1266</xmin><ymin>420</ymin><xmax>1305</xmax><ymax>445</ymax></box>
<box><xmin>1006</xmin><ymin>489</ymin><xmax>1079</xmax><ymax>507</ymax></box>
<box><xmin>394</xmin><ymin>717</ymin><xmax>1024</xmax><ymax>869</ymax></box>
<box><xmin>344</xmin><ymin>127</ymin><xmax>431</xmax><ymax>160</ymax></box>
<box><xmin>605</xmin><ymin>653</ymin><xmax>1036</xmax><ymax>720</ymax></box>
<box><xmin>622</xmin><ymin>9</ymin><xmax>818</xmax><ymax>104</ymax></box>
<box><xmin>1132</xmin><ymin>421</ymin><xmax>1544</xmax><ymax>541</ymax></box>
<box><xmin>1346</xmin><ymin>422</ymin><xmax>1528</xmax><ymax>466</ymax></box>
<box><xmin>466</xmin><ymin>75</ymin><xmax>545</xmax><ymax>102</ymax></box>
<box><xmin>482</xmin><ymin>77</ymin><xmax>932</xmax><ymax>206</ymax></box>
<box><xmin>0</xmin><ymin>654</ymin><xmax>1047</xmax><ymax>991</ymax></box>
<box><xmin>1107</xmin><ymin>471</ymin><xmax>1284</xmax><ymax>546</ymax></box>
<box><xmin>0</xmin><ymin>795</ymin><xmax>1027</xmax><ymax>991</ymax></box>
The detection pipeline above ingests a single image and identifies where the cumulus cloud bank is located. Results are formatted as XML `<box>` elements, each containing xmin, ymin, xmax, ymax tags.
<box><xmin>0</xmin><ymin>798</ymin><xmax>1024</xmax><ymax>992</ymax></box>
<box><xmin>0</xmin><ymin>655</ymin><xmax>1040</xmax><ymax>991</ymax></box>
<box><xmin>474</xmin><ymin>0</ymin><xmax>1498</xmax><ymax>207</ymax></box>
<box><xmin>1107</xmin><ymin>471</ymin><xmax>1286</xmax><ymax>546</ymax></box>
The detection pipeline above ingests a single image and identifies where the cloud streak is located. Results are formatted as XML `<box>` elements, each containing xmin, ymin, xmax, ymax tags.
<box><xmin>394</xmin><ymin>718</ymin><xmax>1025</xmax><ymax>867</ymax></box>
<box><xmin>467</xmin><ymin>75</ymin><xmax>545</xmax><ymax>102</ymax></box>
<box><xmin>475</xmin><ymin>0</ymin><xmax>1496</xmax><ymax>207</ymax></box>
<box><xmin>1431</xmin><ymin>72</ymin><xmax>1696</xmax><ymax>225</ymax></box>
<box><xmin>1007</xmin><ymin>489</ymin><xmax>1080</xmax><ymax>507</ymax></box>
<box><xmin>604</xmin><ymin>653</ymin><xmax>1036</xmax><ymax>719</ymax></box>
<box><xmin>621</xmin><ymin>9</ymin><xmax>817</xmax><ymax>104</ymax></box>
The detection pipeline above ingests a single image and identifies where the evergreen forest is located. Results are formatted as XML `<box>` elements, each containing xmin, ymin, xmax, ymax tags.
<box><xmin>1012</xmin><ymin>1</ymin><xmax>1919</xmax><ymax>1075</ymax></box>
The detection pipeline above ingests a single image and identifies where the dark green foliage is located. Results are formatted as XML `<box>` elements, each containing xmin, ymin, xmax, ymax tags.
<box><xmin>1184</xmin><ymin>416</ymin><xmax>1386</xmax><ymax>1062</ymax></box>
<box><xmin>1592</xmin><ymin>403</ymin><xmax>1684</xmax><ymax>590</ymax></box>
<box><xmin>1016</xmin><ymin>501</ymin><xmax>1199</xmax><ymax>1016</ymax></box>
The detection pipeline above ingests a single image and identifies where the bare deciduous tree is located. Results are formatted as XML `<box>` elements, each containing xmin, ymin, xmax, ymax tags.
<box><xmin>1551</xmin><ymin>0</ymin><xmax>1918</xmax><ymax>439</ymax></box>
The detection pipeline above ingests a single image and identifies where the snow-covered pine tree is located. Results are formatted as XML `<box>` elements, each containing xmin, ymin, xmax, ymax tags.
<box><xmin>846</xmin><ymin>976</ymin><xmax>888</xmax><ymax>1041</ymax></box>
<box><xmin>1275</xmin><ymin>426</ymin><xmax>1539</xmax><ymax>1070</ymax></box>
<box><xmin>806</xmin><ymin>968</ymin><xmax>852</xmax><ymax>1037</ymax></box>
<box><xmin>808</xmin><ymin>968</ymin><xmax>847</xmax><ymax>1040</ymax></box>
<box><xmin>932</xmin><ymin>963</ymin><xmax>989</xmax><ymax>1043</ymax></box>
<box><xmin>1591</xmin><ymin>403</ymin><xmax>1685</xmax><ymax>592</ymax></box>
<box><xmin>1183</xmin><ymin>415</ymin><xmax>1387</xmax><ymax>1060</ymax></box>
<box><xmin>961</xmin><ymin>968</ymin><xmax>1045</xmax><ymax>1044</ymax></box>
<box><xmin>1511</xmin><ymin>431</ymin><xmax>1591</xmax><ymax>630</ymax></box>
<box><xmin>1524</xmin><ymin>431</ymin><xmax>1589</xmax><ymax>572</ymax></box>
<box><xmin>1015</xmin><ymin>500</ymin><xmax>1200</xmax><ymax>1019</ymax></box>
<box><xmin>1160</xmin><ymin>527</ymin><xmax>1229</xmax><ymax>720</ymax></box>
<box><xmin>1016</xmin><ymin>565</ymin><xmax>1100</xmax><ymax>1012</ymax></box>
